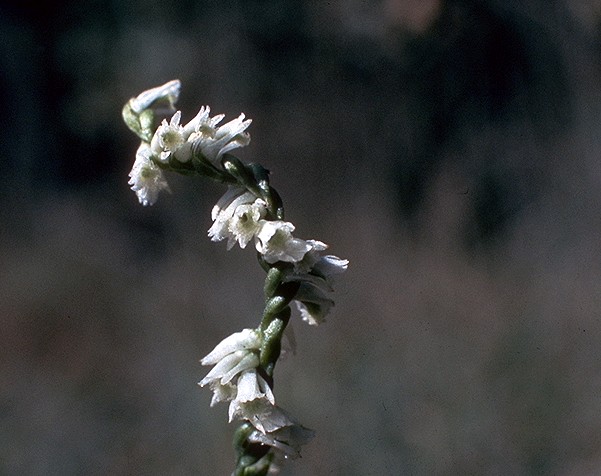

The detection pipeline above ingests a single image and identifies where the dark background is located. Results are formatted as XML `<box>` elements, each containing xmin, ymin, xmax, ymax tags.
<box><xmin>3</xmin><ymin>0</ymin><xmax>601</xmax><ymax>474</ymax></box>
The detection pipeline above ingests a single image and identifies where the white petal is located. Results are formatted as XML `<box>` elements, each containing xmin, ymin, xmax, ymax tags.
<box><xmin>200</xmin><ymin>328</ymin><xmax>261</xmax><ymax>365</ymax></box>
<box><xmin>183</xmin><ymin>105</ymin><xmax>211</xmax><ymax>135</ymax></box>
<box><xmin>211</xmin><ymin>187</ymin><xmax>247</xmax><ymax>221</ymax></box>
<box><xmin>220</xmin><ymin>352</ymin><xmax>260</xmax><ymax>384</ymax></box>
<box><xmin>199</xmin><ymin>351</ymin><xmax>244</xmax><ymax>386</ymax></box>
<box><xmin>190</xmin><ymin>113</ymin><xmax>252</xmax><ymax>162</ymax></box>
<box><xmin>313</xmin><ymin>255</ymin><xmax>349</xmax><ymax>285</ymax></box>
<box><xmin>207</xmin><ymin>381</ymin><xmax>237</xmax><ymax>406</ymax></box>
<box><xmin>228</xmin><ymin>397</ymin><xmax>292</xmax><ymax>432</ymax></box>
<box><xmin>235</xmin><ymin>369</ymin><xmax>274</xmax><ymax>404</ymax></box>
<box><xmin>250</xmin><ymin>403</ymin><xmax>296</xmax><ymax>433</ymax></box>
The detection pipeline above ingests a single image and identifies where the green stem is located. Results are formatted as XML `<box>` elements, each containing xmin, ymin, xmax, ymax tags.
<box><xmin>165</xmin><ymin>149</ymin><xmax>297</xmax><ymax>474</ymax></box>
<box><xmin>232</xmin><ymin>423</ymin><xmax>272</xmax><ymax>476</ymax></box>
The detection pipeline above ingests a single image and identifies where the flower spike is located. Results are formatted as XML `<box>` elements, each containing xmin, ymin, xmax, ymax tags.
<box><xmin>123</xmin><ymin>80</ymin><xmax>348</xmax><ymax>474</ymax></box>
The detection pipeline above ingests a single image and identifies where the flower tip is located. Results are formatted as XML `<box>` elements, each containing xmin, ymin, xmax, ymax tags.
<box><xmin>129</xmin><ymin>79</ymin><xmax>182</xmax><ymax>114</ymax></box>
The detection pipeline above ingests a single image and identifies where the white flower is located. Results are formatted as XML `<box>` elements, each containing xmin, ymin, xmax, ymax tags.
<box><xmin>129</xmin><ymin>79</ymin><xmax>181</xmax><ymax>115</ymax></box>
<box><xmin>228</xmin><ymin>369</ymin><xmax>275</xmax><ymax>423</ymax></box>
<box><xmin>228</xmin><ymin>202</ymin><xmax>267</xmax><ymax>249</ymax></box>
<box><xmin>150</xmin><ymin>111</ymin><xmax>194</xmax><ymax>163</ymax></box>
<box><xmin>148</xmin><ymin>107</ymin><xmax>252</xmax><ymax>165</ymax></box>
<box><xmin>183</xmin><ymin>105</ymin><xmax>224</xmax><ymax>137</ymax></box>
<box><xmin>255</xmin><ymin>221</ymin><xmax>313</xmax><ymax>264</ymax></box>
<box><xmin>199</xmin><ymin>329</ymin><xmax>262</xmax><ymax>406</ymax></box>
<box><xmin>294</xmin><ymin>240</ymin><xmax>349</xmax><ymax>286</ymax></box>
<box><xmin>208</xmin><ymin>187</ymin><xmax>267</xmax><ymax>249</ymax></box>
<box><xmin>283</xmin><ymin>240</ymin><xmax>348</xmax><ymax>324</ymax></box>
<box><xmin>127</xmin><ymin>143</ymin><xmax>170</xmax><ymax>206</ymax></box>
<box><xmin>190</xmin><ymin>111</ymin><xmax>252</xmax><ymax>163</ymax></box>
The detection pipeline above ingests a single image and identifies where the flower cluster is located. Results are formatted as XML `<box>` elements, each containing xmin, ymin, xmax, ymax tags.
<box><xmin>123</xmin><ymin>81</ymin><xmax>348</xmax><ymax>475</ymax></box>
<box><xmin>199</xmin><ymin>329</ymin><xmax>313</xmax><ymax>466</ymax></box>
<box><xmin>209</xmin><ymin>187</ymin><xmax>348</xmax><ymax>324</ymax></box>
<box><xmin>125</xmin><ymin>80</ymin><xmax>252</xmax><ymax>206</ymax></box>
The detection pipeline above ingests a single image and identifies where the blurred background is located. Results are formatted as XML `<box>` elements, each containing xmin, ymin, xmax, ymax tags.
<box><xmin>2</xmin><ymin>0</ymin><xmax>601</xmax><ymax>474</ymax></box>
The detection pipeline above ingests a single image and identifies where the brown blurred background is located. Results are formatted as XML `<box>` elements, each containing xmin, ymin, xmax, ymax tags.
<box><xmin>2</xmin><ymin>0</ymin><xmax>601</xmax><ymax>474</ymax></box>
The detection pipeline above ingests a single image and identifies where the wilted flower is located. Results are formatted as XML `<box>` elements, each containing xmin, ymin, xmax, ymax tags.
<box><xmin>293</xmin><ymin>281</ymin><xmax>335</xmax><ymax>326</ymax></box>
<box><xmin>230</xmin><ymin>396</ymin><xmax>296</xmax><ymax>434</ymax></box>
<box><xmin>281</xmin><ymin>240</ymin><xmax>349</xmax><ymax>324</ymax></box>
<box><xmin>248</xmin><ymin>421</ymin><xmax>315</xmax><ymax>459</ymax></box>
<box><xmin>128</xmin><ymin>143</ymin><xmax>170</xmax><ymax>206</ymax></box>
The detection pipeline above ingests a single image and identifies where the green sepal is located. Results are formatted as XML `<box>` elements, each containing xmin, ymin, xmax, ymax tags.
<box><xmin>233</xmin><ymin>422</ymin><xmax>256</xmax><ymax>459</ymax></box>
<box><xmin>249</xmin><ymin>163</ymin><xmax>270</xmax><ymax>186</ymax></box>
<box><xmin>222</xmin><ymin>155</ymin><xmax>262</xmax><ymax>195</ymax></box>
<box><xmin>122</xmin><ymin>101</ymin><xmax>154</xmax><ymax>143</ymax></box>
<box><xmin>262</xmin><ymin>296</ymin><xmax>288</xmax><ymax>325</ymax></box>
<box><xmin>261</xmin><ymin>279</ymin><xmax>300</xmax><ymax>326</ymax></box>
<box><xmin>247</xmin><ymin>164</ymin><xmax>284</xmax><ymax>219</ymax></box>
<box><xmin>233</xmin><ymin>423</ymin><xmax>272</xmax><ymax>476</ymax></box>
<box><xmin>191</xmin><ymin>156</ymin><xmax>236</xmax><ymax>184</ymax></box>
<box><xmin>234</xmin><ymin>456</ymin><xmax>272</xmax><ymax>476</ymax></box>
<box><xmin>268</xmin><ymin>187</ymin><xmax>285</xmax><ymax>220</ymax></box>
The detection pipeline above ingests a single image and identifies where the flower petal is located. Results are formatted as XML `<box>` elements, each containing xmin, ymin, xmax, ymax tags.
<box><xmin>200</xmin><ymin>328</ymin><xmax>261</xmax><ymax>366</ymax></box>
